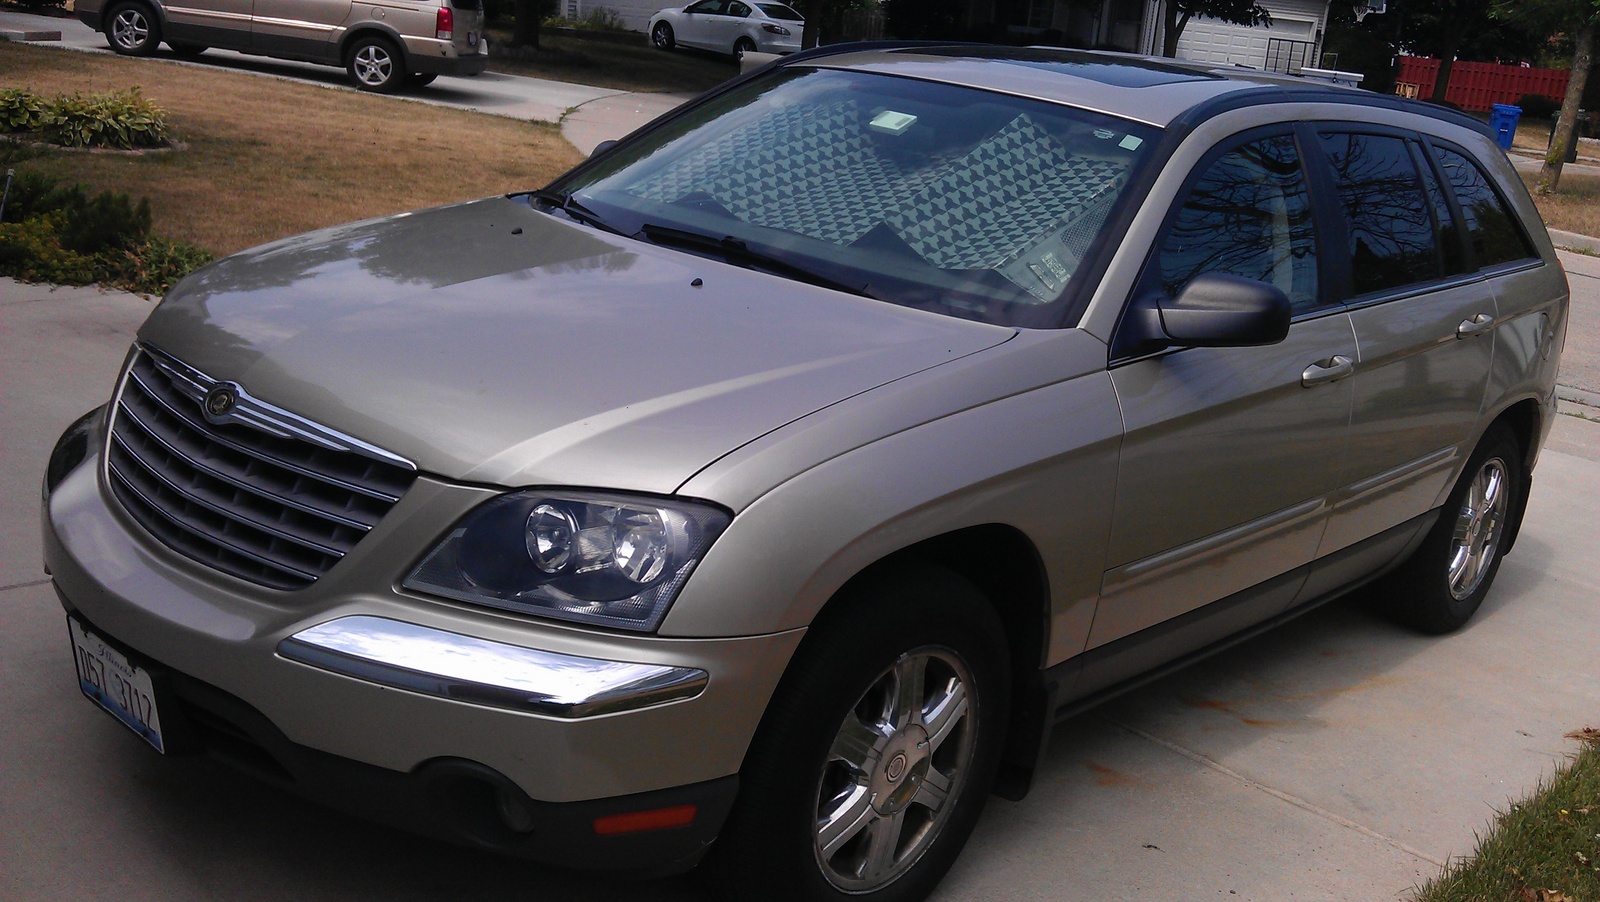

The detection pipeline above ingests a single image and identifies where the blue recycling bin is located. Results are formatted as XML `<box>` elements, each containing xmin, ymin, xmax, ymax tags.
<box><xmin>1490</xmin><ymin>103</ymin><xmax>1522</xmax><ymax>150</ymax></box>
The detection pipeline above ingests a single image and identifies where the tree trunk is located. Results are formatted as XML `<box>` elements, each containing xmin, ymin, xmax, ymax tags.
<box><xmin>1162</xmin><ymin>4</ymin><xmax>1191</xmax><ymax>57</ymax></box>
<box><xmin>801</xmin><ymin>0</ymin><xmax>831</xmax><ymax>48</ymax></box>
<box><xmin>1540</xmin><ymin>17</ymin><xmax>1596</xmax><ymax>195</ymax></box>
<box><xmin>1428</xmin><ymin>19</ymin><xmax>1469</xmax><ymax>105</ymax></box>
<box><xmin>512</xmin><ymin>0</ymin><xmax>541</xmax><ymax>48</ymax></box>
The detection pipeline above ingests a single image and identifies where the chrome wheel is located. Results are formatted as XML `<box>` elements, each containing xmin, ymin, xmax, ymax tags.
<box><xmin>813</xmin><ymin>648</ymin><xmax>975</xmax><ymax>893</ymax></box>
<box><xmin>1447</xmin><ymin>455</ymin><xmax>1509</xmax><ymax>600</ymax></box>
<box><xmin>734</xmin><ymin>38</ymin><xmax>755</xmax><ymax>61</ymax></box>
<box><xmin>351</xmin><ymin>44</ymin><xmax>394</xmax><ymax>87</ymax></box>
<box><xmin>110</xmin><ymin>7</ymin><xmax>151</xmax><ymax>52</ymax></box>
<box><xmin>652</xmin><ymin>22</ymin><xmax>674</xmax><ymax>50</ymax></box>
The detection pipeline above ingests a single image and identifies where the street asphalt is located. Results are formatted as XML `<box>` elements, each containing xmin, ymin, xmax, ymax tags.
<box><xmin>4</xmin><ymin>17</ymin><xmax>1600</xmax><ymax>899</ymax></box>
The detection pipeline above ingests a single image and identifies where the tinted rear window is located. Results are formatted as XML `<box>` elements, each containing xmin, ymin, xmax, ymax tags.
<box><xmin>758</xmin><ymin>3</ymin><xmax>802</xmax><ymax>19</ymax></box>
<box><xmin>1433</xmin><ymin>146</ymin><xmax>1536</xmax><ymax>268</ymax></box>
<box><xmin>1320</xmin><ymin>132</ymin><xmax>1440</xmax><ymax>296</ymax></box>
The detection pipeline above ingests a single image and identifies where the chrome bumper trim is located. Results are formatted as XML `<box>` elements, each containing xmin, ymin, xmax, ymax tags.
<box><xmin>278</xmin><ymin>616</ymin><xmax>708</xmax><ymax>719</ymax></box>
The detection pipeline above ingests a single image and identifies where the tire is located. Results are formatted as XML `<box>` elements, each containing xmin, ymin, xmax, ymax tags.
<box><xmin>1387</xmin><ymin>422</ymin><xmax>1525</xmax><ymax>634</ymax></box>
<box><xmin>733</xmin><ymin>36</ymin><xmax>757</xmax><ymax>62</ymax></box>
<box><xmin>651</xmin><ymin>22</ymin><xmax>675</xmax><ymax>50</ymax></box>
<box><xmin>168</xmin><ymin>43</ymin><xmax>207</xmax><ymax>58</ymax></box>
<box><xmin>711</xmin><ymin>567</ymin><xmax>1010</xmax><ymax>902</ymax></box>
<box><xmin>345</xmin><ymin>35</ymin><xmax>405</xmax><ymax>93</ymax></box>
<box><xmin>104</xmin><ymin>2</ymin><xmax>161</xmax><ymax>57</ymax></box>
<box><xmin>404</xmin><ymin>71</ymin><xmax>438</xmax><ymax>89</ymax></box>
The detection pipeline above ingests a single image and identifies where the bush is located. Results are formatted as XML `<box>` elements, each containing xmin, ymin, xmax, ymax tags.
<box><xmin>39</xmin><ymin>88</ymin><xmax>170</xmax><ymax>150</ymax></box>
<box><xmin>1517</xmin><ymin>93</ymin><xmax>1562</xmax><ymax>121</ymax></box>
<box><xmin>0</xmin><ymin>170</ymin><xmax>207</xmax><ymax>295</ymax></box>
<box><xmin>544</xmin><ymin>8</ymin><xmax>626</xmax><ymax>30</ymax></box>
<box><xmin>0</xmin><ymin>89</ymin><xmax>48</xmax><ymax>134</ymax></box>
<box><xmin>13</xmin><ymin>0</ymin><xmax>67</xmax><ymax>10</ymax></box>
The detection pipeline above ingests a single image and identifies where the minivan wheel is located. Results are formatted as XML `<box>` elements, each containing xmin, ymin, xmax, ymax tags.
<box><xmin>711</xmin><ymin>567</ymin><xmax>1009</xmax><ymax>902</ymax></box>
<box><xmin>652</xmin><ymin>22</ymin><xmax>675</xmax><ymax>50</ymax></box>
<box><xmin>346</xmin><ymin>35</ymin><xmax>405</xmax><ymax>93</ymax></box>
<box><xmin>168</xmin><ymin>43</ymin><xmax>207</xmax><ymax>58</ymax></box>
<box><xmin>105</xmin><ymin>2</ymin><xmax>161</xmax><ymax>57</ymax></box>
<box><xmin>405</xmin><ymin>72</ymin><xmax>438</xmax><ymax>89</ymax></box>
<box><xmin>1388</xmin><ymin>422</ymin><xmax>1524</xmax><ymax>634</ymax></box>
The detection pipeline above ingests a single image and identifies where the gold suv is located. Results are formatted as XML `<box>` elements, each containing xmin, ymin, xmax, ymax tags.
<box><xmin>74</xmin><ymin>0</ymin><xmax>488</xmax><ymax>92</ymax></box>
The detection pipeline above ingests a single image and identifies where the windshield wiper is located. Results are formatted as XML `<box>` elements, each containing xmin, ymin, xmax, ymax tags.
<box><xmin>530</xmin><ymin>188</ymin><xmax>624</xmax><ymax>235</ymax></box>
<box><xmin>636</xmin><ymin>223</ymin><xmax>875</xmax><ymax>299</ymax></box>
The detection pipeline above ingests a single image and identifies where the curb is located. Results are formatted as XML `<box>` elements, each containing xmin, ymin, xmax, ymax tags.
<box><xmin>0</xmin><ymin>28</ymin><xmax>62</xmax><ymax>40</ymax></box>
<box><xmin>1550</xmin><ymin>228</ymin><xmax>1600</xmax><ymax>255</ymax></box>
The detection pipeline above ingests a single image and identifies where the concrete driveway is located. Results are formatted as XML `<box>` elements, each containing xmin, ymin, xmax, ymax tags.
<box><xmin>2</xmin><ymin>264</ymin><xmax>1598</xmax><ymax>900</ymax></box>
<box><xmin>0</xmin><ymin>7</ymin><xmax>693</xmax><ymax>146</ymax></box>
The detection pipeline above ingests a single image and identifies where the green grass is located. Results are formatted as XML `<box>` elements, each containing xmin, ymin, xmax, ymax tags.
<box><xmin>1414</xmin><ymin>730</ymin><xmax>1600</xmax><ymax>902</ymax></box>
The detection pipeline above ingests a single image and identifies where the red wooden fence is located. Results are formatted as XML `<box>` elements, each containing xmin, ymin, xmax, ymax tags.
<box><xmin>1395</xmin><ymin>57</ymin><xmax>1569</xmax><ymax>112</ymax></box>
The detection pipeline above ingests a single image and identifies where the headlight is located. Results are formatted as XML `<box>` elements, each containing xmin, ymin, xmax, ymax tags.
<box><xmin>403</xmin><ymin>490</ymin><xmax>731</xmax><ymax>631</ymax></box>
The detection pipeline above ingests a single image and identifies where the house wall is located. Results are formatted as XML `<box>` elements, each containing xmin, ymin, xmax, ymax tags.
<box><xmin>1170</xmin><ymin>0</ymin><xmax>1330</xmax><ymax>72</ymax></box>
<box><xmin>563</xmin><ymin>0</ymin><xmax>668</xmax><ymax>32</ymax></box>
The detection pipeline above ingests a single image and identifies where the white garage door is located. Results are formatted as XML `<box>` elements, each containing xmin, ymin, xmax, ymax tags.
<box><xmin>1176</xmin><ymin>16</ymin><xmax>1315</xmax><ymax>71</ymax></box>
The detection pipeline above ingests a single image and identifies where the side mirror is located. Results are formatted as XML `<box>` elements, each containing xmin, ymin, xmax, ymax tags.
<box><xmin>1157</xmin><ymin>273</ymin><xmax>1291</xmax><ymax>348</ymax></box>
<box><xmin>590</xmin><ymin>139</ymin><xmax>618</xmax><ymax>158</ymax></box>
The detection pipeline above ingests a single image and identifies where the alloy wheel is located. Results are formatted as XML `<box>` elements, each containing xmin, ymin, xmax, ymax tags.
<box><xmin>813</xmin><ymin>648</ymin><xmax>975</xmax><ymax>892</ymax></box>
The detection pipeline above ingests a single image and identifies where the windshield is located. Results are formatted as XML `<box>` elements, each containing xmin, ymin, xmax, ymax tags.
<box><xmin>758</xmin><ymin>3</ymin><xmax>802</xmax><ymax>19</ymax></box>
<box><xmin>548</xmin><ymin>67</ymin><xmax>1158</xmax><ymax>327</ymax></box>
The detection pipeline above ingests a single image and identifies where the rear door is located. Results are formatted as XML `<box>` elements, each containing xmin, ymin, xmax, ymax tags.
<box><xmin>1311</xmin><ymin>129</ymin><xmax>1499</xmax><ymax>557</ymax></box>
<box><xmin>251</xmin><ymin>0</ymin><xmax>352</xmax><ymax>58</ymax></box>
<box><xmin>1094</xmin><ymin>127</ymin><xmax>1356</xmax><ymax>649</ymax></box>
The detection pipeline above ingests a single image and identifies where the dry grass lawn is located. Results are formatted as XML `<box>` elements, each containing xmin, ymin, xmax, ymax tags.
<box><xmin>0</xmin><ymin>41</ymin><xmax>584</xmax><ymax>255</ymax></box>
<box><xmin>1522</xmin><ymin>172</ymin><xmax>1600</xmax><ymax>238</ymax></box>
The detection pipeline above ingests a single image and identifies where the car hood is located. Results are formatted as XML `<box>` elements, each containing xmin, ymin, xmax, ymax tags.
<box><xmin>138</xmin><ymin>196</ymin><xmax>1014</xmax><ymax>494</ymax></box>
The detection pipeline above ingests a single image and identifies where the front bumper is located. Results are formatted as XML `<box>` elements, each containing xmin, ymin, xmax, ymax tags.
<box><xmin>43</xmin><ymin>433</ymin><xmax>804</xmax><ymax>870</ymax></box>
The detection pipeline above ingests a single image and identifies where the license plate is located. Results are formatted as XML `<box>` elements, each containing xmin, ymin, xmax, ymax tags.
<box><xmin>69</xmin><ymin>617</ymin><xmax>166</xmax><ymax>753</ymax></box>
<box><xmin>468</xmin><ymin>31</ymin><xmax>478</xmax><ymax>47</ymax></box>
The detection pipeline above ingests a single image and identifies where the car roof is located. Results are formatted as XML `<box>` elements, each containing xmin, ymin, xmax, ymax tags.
<box><xmin>789</xmin><ymin>45</ymin><xmax>1476</xmax><ymax>132</ymax></box>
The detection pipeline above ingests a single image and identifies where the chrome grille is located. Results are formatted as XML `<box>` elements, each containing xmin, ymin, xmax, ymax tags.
<box><xmin>106</xmin><ymin>347</ymin><xmax>416</xmax><ymax>590</ymax></box>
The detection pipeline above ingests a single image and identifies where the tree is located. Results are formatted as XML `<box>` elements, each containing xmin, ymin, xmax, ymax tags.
<box><xmin>1495</xmin><ymin>0</ymin><xmax>1600</xmax><ymax>193</ymax></box>
<box><xmin>512</xmin><ymin>0</ymin><xmax>556</xmax><ymax>49</ymax></box>
<box><xmin>1159</xmin><ymin>0</ymin><xmax>1271</xmax><ymax>58</ymax></box>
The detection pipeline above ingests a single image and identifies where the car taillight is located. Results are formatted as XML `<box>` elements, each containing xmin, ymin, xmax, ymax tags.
<box><xmin>761</xmin><ymin>23</ymin><xmax>790</xmax><ymax>35</ymax></box>
<box><xmin>437</xmin><ymin>6</ymin><xmax>454</xmax><ymax>39</ymax></box>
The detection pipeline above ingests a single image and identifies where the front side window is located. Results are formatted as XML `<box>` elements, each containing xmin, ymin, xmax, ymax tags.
<box><xmin>550</xmin><ymin>68</ymin><xmax>1159</xmax><ymax>326</ymax></box>
<box><xmin>1433</xmin><ymin>146</ymin><xmax>1536</xmax><ymax>268</ymax></box>
<box><xmin>1320</xmin><ymin>132</ymin><xmax>1440</xmax><ymax>296</ymax></box>
<box><xmin>1157</xmin><ymin>133</ymin><xmax>1320</xmax><ymax>313</ymax></box>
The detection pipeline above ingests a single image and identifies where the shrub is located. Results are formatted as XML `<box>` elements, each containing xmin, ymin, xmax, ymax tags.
<box><xmin>60</xmin><ymin>192</ymin><xmax>153</xmax><ymax>254</ymax></box>
<box><xmin>1517</xmin><ymin>93</ymin><xmax>1561</xmax><ymax>121</ymax></box>
<box><xmin>0</xmin><ymin>169</ymin><xmax>207</xmax><ymax>295</ymax></box>
<box><xmin>39</xmin><ymin>88</ymin><xmax>170</xmax><ymax>150</ymax></box>
<box><xmin>544</xmin><ymin>8</ymin><xmax>626</xmax><ymax>30</ymax></box>
<box><xmin>0</xmin><ymin>215</ymin><xmax>98</xmax><ymax>285</ymax></box>
<box><xmin>13</xmin><ymin>0</ymin><xmax>67</xmax><ymax>10</ymax></box>
<box><xmin>0</xmin><ymin>89</ymin><xmax>47</xmax><ymax>134</ymax></box>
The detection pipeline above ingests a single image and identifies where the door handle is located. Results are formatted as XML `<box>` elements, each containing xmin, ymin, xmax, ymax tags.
<box><xmin>1456</xmin><ymin>313</ymin><xmax>1495</xmax><ymax>338</ymax></box>
<box><xmin>1301</xmin><ymin>355</ymin><xmax>1354</xmax><ymax>387</ymax></box>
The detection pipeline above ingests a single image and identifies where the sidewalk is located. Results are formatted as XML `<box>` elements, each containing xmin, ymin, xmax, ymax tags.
<box><xmin>0</xmin><ymin>7</ymin><xmax>692</xmax><ymax>152</ymax></box>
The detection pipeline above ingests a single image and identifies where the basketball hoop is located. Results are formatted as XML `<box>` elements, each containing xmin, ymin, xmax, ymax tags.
<box><xmin>1354</xmin><ymin>5</ymin><xmax>1371</xmax><ymax>22</ymax></box>
<box><xmin>1353</xmin><ymin>0</ymin><xmax>1385</xmax><ymax>22</ymax></box>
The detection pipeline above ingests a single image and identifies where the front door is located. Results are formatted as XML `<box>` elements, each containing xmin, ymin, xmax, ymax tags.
<box><xmin>1094</xmin><ymin>128</ymin><xmax>1354</xmax><ymax>648</ymax></box>
<box><xmin>162</xmin><ymin>0</ymin><xmax>253</xmax><ymax>48</ymax></box>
